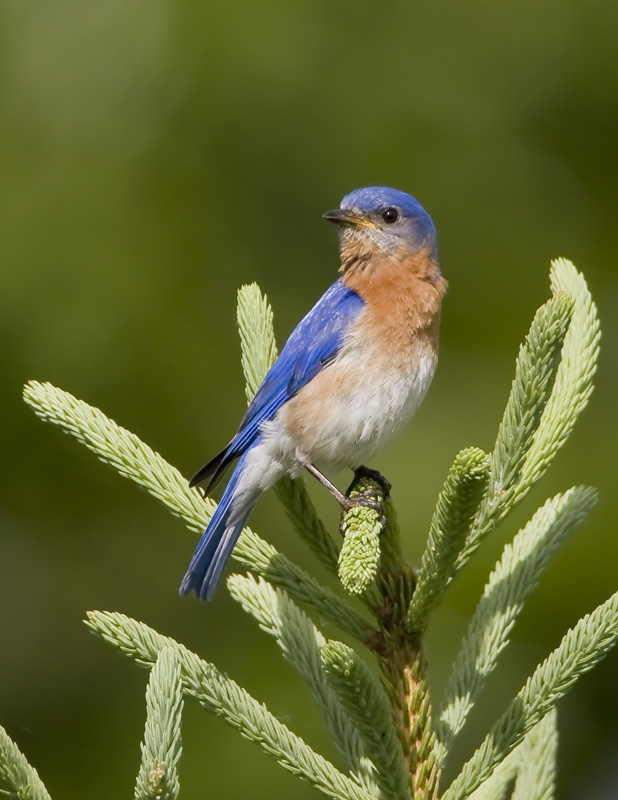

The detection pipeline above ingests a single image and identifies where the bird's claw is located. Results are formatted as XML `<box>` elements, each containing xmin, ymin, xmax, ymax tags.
<box><xmin>341</xmin><ymin>494</ymin><xmax>382</xmax><ymax>512</ymax></box>
<box><xmin>352</xmin><ymin>465</ymin><xmax>392</xmax><ymax>498</ymax></box>
<box><xmin>339</xmin><ymin>492</ymin><xmax>388</xmax><ymax>531</ymax></box>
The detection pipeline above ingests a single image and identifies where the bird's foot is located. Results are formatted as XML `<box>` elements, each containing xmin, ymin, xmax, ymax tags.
<box><xmin>342</xmin><ymin>482</ymin><xmax>388</xmax><ymax>529</ymax></box>
<box><xmin>297</xmin><ymin>454</ymin><xmax>389</xmax><ymax>528</ymax></box>
<box><xmin>338</xmin><ymin>493</ymin><xmax>388</xmax><ymax>533</ymax></box>
<box><xmin>339</xmin><ymin>466</ymin><xmax>391</xmax><ymax>531</ymax></box>
<box><xmin>339</xmin><ymin>493</ymin><xmax>382</xmax><ymax>513</ymax></box>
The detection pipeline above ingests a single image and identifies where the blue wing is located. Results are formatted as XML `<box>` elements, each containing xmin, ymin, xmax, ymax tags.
<box><xmin>189</xmin><ymin>279</ymin><xmax>365</xmax><ymax>489</ymax></box>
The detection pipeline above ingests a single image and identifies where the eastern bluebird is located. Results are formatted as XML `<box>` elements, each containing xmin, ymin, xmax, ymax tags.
<box><xmin>180</xmin><ymin>186</ymin><xmax>447</xmax><ymax>600</ymax></box>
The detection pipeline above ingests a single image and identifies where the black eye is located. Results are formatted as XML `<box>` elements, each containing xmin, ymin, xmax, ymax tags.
<box><xmin>381</xmin><ymin>207</ymin><xmax>399</xmax><ymax>224</ymax></box>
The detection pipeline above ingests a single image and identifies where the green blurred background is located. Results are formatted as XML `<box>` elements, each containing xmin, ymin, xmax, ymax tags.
<box><xmin>1</xmin><ymin>0</ymin><xmax>617</xmax><ymax>796</ymax></box>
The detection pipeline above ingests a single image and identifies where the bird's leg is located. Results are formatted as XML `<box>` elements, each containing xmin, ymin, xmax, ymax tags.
<box><xmin>297</xmin><ymin>454</ymin><xmax>382</xmax><ymax>513</ymax></box>
<box><xmin>301</xmin><ymin>461</ymin><xmax>350</xmax><ymax>505</ymax></box>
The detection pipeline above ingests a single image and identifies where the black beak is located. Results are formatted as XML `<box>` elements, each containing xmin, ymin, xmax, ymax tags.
<box><xmin>322</xmin><ymin>208</ymin><xmax>366</xmax><ymax>226</ymax></box>
<box><xmin>322</xmin><ymin>208</ymin><xmax>347</xmax><ymax>224</ymax></box>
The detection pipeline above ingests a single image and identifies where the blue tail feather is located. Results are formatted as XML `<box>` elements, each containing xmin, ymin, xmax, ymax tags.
<box><xmin>180</xmin><ymin>451</ymin><xmax>256</xmax><ymax>601</ymax></box>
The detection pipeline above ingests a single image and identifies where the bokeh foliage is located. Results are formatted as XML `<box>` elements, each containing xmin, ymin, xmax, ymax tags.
<box><xmin>1</xmin><ymin>2</ymin><xmax>618</xmax><ymax>798</ymax></box>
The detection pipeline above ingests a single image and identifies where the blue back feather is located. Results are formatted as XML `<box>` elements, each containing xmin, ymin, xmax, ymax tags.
<box><xmin>227</xmin><ymin>280</ymin><xmax>363</xmax><ymax>458</ymax></box>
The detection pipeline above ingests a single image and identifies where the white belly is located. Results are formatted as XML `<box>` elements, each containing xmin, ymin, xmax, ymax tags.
<box><xmin>259</xmin><ymin>341</ymin><xmax>437</xmax><ymax>475</ymax></box>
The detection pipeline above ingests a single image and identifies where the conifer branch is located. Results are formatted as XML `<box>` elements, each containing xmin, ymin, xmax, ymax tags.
<box><xmin>321</xmin><ymin>640</ymin><xmax>410</xmax><ymax>800</ymax></box>
<box><xmin>0</xmin><ymin>724</ymin><xmax>52</xmax><ymax>800</ymax></box>
<box><xmin>484</xmin><ymin>293</ymin><xmax>574</xmax><ymax>509</ymax></box>
<box><xmin>442</xmin><ymin>590</ymin><xmax>618</xmax><ymax>800</ymax></box>
<box><xmin>521</xmin><ymin>258</ymin><xmax>601</xmax><ymax>488</ymax></box>
<box><xmin>466</xmin><ymin>753</ymin><xmax>518</xmax><ymax>800</ymax></box>
<box><xmin>436</xmin><ymin>487</ymin><xmax>597</xmax><ymax>763</ymax></box>
<box><xmin>465</xmin><ymin>710</ymin><xmax>557</xmax><ymax>800</ymax></box>
<box><xmin>232</xmin><ymin>532</ymin><xmax>375</xmax><ymax>642</ymax></box>
<box><xmin>237</xmin><ymin>282</ymin><xmax>278</xmax><ymax>403</ymax></box>
<box><xmin>134</xmin><ymin>648</ymin><xmax>183</xmax><ymax>800</ymax></box>
<box><xmin>406</xmin><ymin>448</ymin><xmax>490</xmax><ymax>632</ymax></box>
<box><xmin>22</xmin><ymin>380</ymin><xmax>370</xmax><ymax>641</ymax></box>
<box><xmin>459</xmin><ymin>260</ymin><xmax>599</xmax><ymax>571</ymax></box>
<box><xmin>226</xmin><ymin>574</ymin><xmax>378</xmax><ymax>794</ymax></box>
<box><xmin>23</xmin><ymin>380</ymin><xmax>211</xmax><ymax>534</ymax></box>
<box><xmin>459</xmin><ymin>294</ymin><xmax>573</xmax><ymax>567</ymax></box>
<box><xmin>511</xmin><ymin>708</ymin><xmax>557</xmax><ymax>800</ymax></box>
<box><xmin>86</xmin><ymin>611</ymin><xmax>376</xmax><ymax>800</ymax></box>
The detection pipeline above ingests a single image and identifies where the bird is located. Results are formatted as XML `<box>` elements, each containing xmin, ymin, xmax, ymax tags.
<box><xmin>180</xmin><ymin>186</ymin><xmax>448</xmax><ymax>600</ymax></box>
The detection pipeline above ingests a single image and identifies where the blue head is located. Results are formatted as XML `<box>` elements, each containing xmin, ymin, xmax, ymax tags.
<box><xmin>323</xmin><ymin>187</ymin><xmax>437</xmax><ymax>261</ymax></box>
